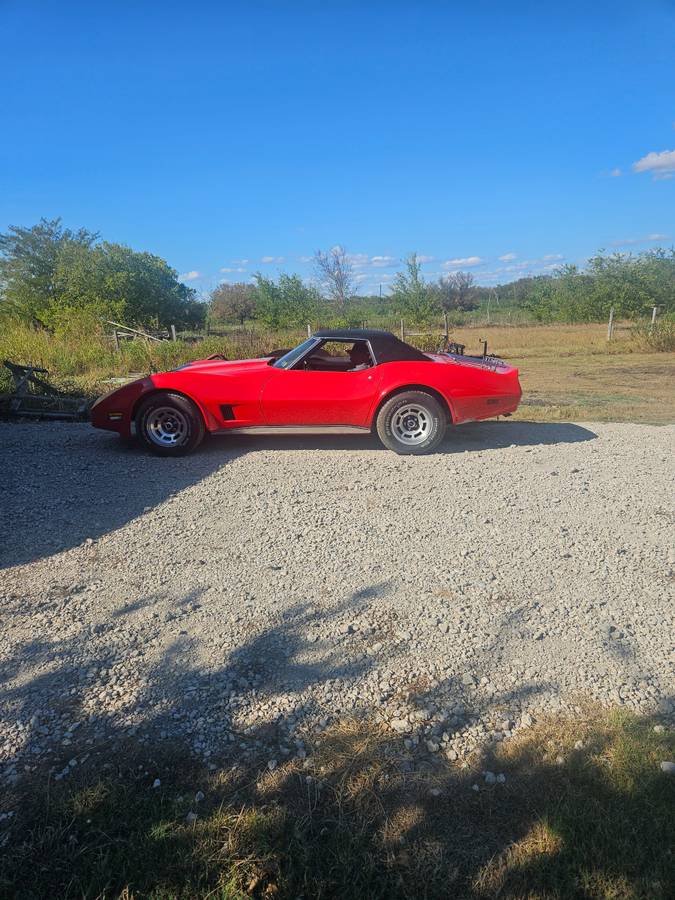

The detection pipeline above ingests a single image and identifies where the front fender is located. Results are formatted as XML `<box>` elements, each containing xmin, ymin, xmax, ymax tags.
<box><xmin>90</xmin><ymin>378</ymin><xmax>154</xmax><ymax>438</ymax></box>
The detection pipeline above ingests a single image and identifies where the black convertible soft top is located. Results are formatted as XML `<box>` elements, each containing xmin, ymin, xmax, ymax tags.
<box><xmin>313</xmin><ymin>329</ymin><xmax>430</xmax><ymax>365</ymax></box>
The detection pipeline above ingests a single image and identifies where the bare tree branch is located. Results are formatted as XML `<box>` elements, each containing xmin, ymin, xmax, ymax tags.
<box><xmin>313</xmin><ymin>245</ymin><xmax>354</xmax><ymax>309</ymax></box>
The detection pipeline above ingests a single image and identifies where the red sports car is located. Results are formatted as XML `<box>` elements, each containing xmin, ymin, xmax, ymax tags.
<box><xmin>90</xmin><ymin>329</ymin><xmax>522</xmax><ymax>456</ymax></box>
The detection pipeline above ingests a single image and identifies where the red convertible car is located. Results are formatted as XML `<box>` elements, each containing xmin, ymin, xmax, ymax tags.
<box><xmin>90</xmin><ymin>329</ymin><xmax>521</xmax><ymax>456</ymax></box>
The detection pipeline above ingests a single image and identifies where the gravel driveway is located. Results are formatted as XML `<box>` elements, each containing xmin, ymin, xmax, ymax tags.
<box><xmin>1</xmin><ymin>420</ymin><xmax>673</xmax><ymax>782</ymax></box>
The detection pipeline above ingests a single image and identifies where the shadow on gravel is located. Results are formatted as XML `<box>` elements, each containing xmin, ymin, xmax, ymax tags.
<box><xmin>0</xmin><ymin>420</ymin><xmax>596</xmax><ymax>570</ymax></box>
<box><xmin>0</xmin><ymin>428</ymin><xmax>241</xmax><ymax>569</ymax></box>
<box><xmin>215</xmin><ymin>419</ymin><xmax>598</xmax><ymax>455</ymax></box>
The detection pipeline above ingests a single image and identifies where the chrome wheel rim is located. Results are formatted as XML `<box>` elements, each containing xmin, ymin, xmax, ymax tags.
<box><xmin>145</xmin><ymin>406</ymin><xmax>189</xmax><ymax>447</ymax></box>
<box><xmin>392</xmin><ymin>404</ymin><xmax>431</xmax><ymax>445</ymax></box>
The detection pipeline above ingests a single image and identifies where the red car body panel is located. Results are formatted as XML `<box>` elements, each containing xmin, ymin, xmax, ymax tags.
<box><xmin>260</xmin><ymin>366</ymin><xmax>385</xmax><ymax>426</ymax></box>
<box><xmin>90</xmin><ymin>339</ymin><xmax>522</xmax><ymax>440</ymax></box>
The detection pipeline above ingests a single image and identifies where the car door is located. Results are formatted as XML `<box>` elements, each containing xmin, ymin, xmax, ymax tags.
<box><xmin>259</xmin><ymin>366</ymin><xmax>383</xmax><ymax>426</ymax></box>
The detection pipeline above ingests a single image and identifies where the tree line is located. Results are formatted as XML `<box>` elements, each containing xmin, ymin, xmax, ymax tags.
<box><xmin>209</xmin><ymin>248</ymin><xmax>675</xmax><ymax>327</ymax></box>
<box><xmin>209</xmin><ymin>251</ymin><xmax>479</xmax><ymax>328</ymax></box>
<box><xmin>1</xmin><ymin>220</ymin><xmax>672</xmax><ymax>333</ymax></box>
<box><xmin>0</xmin><ymin>218</ymin><xmax>204</xmax><ymax>330</ymax></box>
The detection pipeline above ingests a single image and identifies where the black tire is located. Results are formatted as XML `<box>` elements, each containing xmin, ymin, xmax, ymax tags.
<box><xmin>136</xmin><ymin>392</ymin><xmax>205</xmax><ymax>457</ymax></box>
<box><xmin>376</xmin><ymin>390</ymin><xmax>447</xmax><ymax>455</ymax></box>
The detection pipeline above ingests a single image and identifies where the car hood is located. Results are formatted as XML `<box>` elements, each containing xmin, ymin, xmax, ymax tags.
<box><xmin>174</xmin><ymin>357</ymin><xmax>272</xmax><ymax>376</ymax></box>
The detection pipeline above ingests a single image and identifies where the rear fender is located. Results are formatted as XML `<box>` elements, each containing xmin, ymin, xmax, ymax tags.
<box><xmin>370</xmin><ymin>384</ymin><xmax>456</xmax><ymax>428</ymax></box>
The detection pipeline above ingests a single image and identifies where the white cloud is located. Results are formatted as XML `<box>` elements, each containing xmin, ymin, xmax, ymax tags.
<box><xmin>231</xmin><ymin>258</ymin><xmax>250</xmax><ymax>265</ymax></box>
<box><xmin>610</xmin><ymin>167</ymin><xmax>622</xmax><ymax>177</ymax></box>
<box><xmin>347</xmin><ymin>253</ymin><xmax>398</xmax><ymax>269</ymax></box>
<box><xmin>298</xmin><ymin>255</ymin><xmax>313</xmax><ymax>263</ymax></box>
<box><xmin>610</xmin><ymin>234</ymin><xmax>670</xmax><ymax>247</ymax></box>
<box><xmin>542</xmin><ymin>254</ymin><xmax>564</xmax><ymax>260</ymax></box>
<box><xmin>632</xmin><ymin>149</ymin><xmax>675</xmax><ymax>180</ymax></box>
<box><xmin>442</xmin><ymin>256</ymin><xmax>483</xmax><ymax>269</ymax></box>
<box><xmin>369</xmin><ymin>255</ymin><xmax>397</xmax><ymax>268</ymax></box>
<box><xmin>260</xmin><ymin>255</ymin><xmax>285</xmax><ymax>264</ymax></box>
<box><xmin>219</xmin><ymin>266</ymin><xmax>247</xmax><ymax>273</ymax></box>
<box><xmin>179</xmin><ymin>270</ymin><xmax>201</xmax><ymax>281</ymax></box>
<box><xmin>498</xmin><ymin>253</ymin><xmax>517</xmax><ymax>261</ymax></box>
<box><xmin>346</xmin><ymin>253</ymin><xmax>370</xmax><ymax>267</ymax></box>
<box><xmin>416</xmin><ymin>254</ymin><xmax>435</xmax><ymax>264</ymax></box>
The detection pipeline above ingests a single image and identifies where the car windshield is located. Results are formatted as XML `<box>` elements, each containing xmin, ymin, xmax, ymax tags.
<box><xmin>272</xmin><ymin>337</ymin><xmax>319</xmax><ymax>369</ymax></box>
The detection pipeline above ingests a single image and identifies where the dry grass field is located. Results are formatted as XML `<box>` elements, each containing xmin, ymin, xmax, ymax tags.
<box><xmin>446</xmin><ymin>322</ymin><xmax>675</xmax><ymax>424</ymax></box>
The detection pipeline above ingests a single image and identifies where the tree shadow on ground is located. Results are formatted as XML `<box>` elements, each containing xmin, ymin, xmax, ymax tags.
<box><xmin>1</xmin><ymin>571</ymin><xmax>672</xmax><ymax>898</ymax></box>
<box><xmin>0</xmin><ymin>425</ymin><xmax>237</xmax><ymax>569</ymax></box>
<box><xmin>0</xmin><ymin>705</ymin><xmax>672</xmax><ymax>899</ymax></box>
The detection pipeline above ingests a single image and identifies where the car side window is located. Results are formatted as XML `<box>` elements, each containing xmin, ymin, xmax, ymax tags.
<box><xmin>297</xmin><ymin>340</ymin><xmax>374</xmax><ymax>372</ymax></box>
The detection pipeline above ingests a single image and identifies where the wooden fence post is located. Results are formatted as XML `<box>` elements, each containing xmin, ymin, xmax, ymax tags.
<box><xmin>443</xmin><ymin>311</ymin><xmax>449</xmax><ymax>341</ymax></box>
<box><xmin>307</xmin><ymin>323</ymin><xmax>312</xmax><ymax>337</ymax></box>
<box><xmin>400</xmin><ymin>319</ymin><xmax>405</xmax><ymax>340</ymax></box>
<box><xmin>607</xmin><ymin>307</ymin><xmax>615</xmax><ymax>341</ymax></box>
<box><xmin>170</xmin><ymin>324</ymin><xmax>177</xmax><ymax>341</ymax></box>
<box><xmin>651</xmin><ymin>306</ymin><xmax>658</xmax><ymax>329</ymax></box>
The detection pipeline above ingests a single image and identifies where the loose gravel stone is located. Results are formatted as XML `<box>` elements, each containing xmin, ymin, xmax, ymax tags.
<box><xmin>0</xmin><ymin>420</ymin><xmax>673</xmax><ymax>780</ymax></box>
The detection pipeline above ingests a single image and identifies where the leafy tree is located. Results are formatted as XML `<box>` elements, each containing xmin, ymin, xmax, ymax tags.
<box><xmin>253</xmin><ymin>273</ymin><xmax>321</xmax><ymax>328</ymax></box>
<box><xmin>52</xmin><ymin>241</ymin><xmax>203</xmax><ymax>329</ymax></box>
<box><xmin>390</xmin><ymin>253</ymin><xmax>439</xmax><ymax>322</ymax></box>
<box><xmin>434</xmin><ymin>271</ymin><xmax>478</xmax><ymax>312</ymax></box>
<box><xmin>209</xmin><ymin>282</ymin><xmax>257</xmax><ymax>325</ymax></box>
<box><xmin>518</xmin><ymin>250</ymin><xmax>675</xmax><ymax>322</ymax></box>
<box><xmin>313</xmin><ymin>246</ymin><xmax>354</xmax><ymax>309</ymax></box>
<box><xmin>0</xmin><ymin>218</ymin><xmax>97</xmax><ymax>322</ymax></box>
<box><xmin>0</xmin><ymin>218</ymin><xmax>204</xmax><ymax>329</ymax></box>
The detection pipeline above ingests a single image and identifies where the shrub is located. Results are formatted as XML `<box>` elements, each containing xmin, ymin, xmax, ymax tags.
<box><xmin>632</xmin><ymin>318</ymin><xmax>675</xmax><ymax>352</ymax></box>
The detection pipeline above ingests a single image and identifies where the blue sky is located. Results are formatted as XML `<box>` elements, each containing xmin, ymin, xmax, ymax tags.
<box><xmin>2</xmin><ymin>1</ymin><xmax>674</xmax><ymax>295</ymax></box>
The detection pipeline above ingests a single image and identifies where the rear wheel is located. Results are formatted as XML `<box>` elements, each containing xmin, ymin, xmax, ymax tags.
<box><xmin>136</xmin><ymin>392</ymin><xmax>205</xmax><ymax>456</ymax></box>
<box><xmin>376</xmin><ymin>390</ymin><xmax>446</xmax><ymax>455</ymax></box>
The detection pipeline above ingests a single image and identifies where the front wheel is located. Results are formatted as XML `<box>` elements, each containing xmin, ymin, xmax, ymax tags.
<box><xmin>136</xmin><ymin>392</ymin><xmax>205</xmax><ymax>456</ymax></box>
<box><xmin>375</xmin><ymin>391</ymin><xmax>447</xmax><ymax>455</ymax></box>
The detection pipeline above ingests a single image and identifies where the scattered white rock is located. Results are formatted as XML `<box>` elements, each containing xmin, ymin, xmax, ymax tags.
<box><xmin>390</xmin><ymin>719</ymin><xmax>411</xmax><ymax>734</ymax></box>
